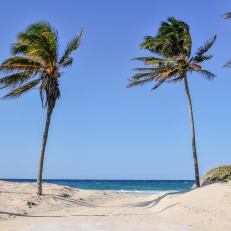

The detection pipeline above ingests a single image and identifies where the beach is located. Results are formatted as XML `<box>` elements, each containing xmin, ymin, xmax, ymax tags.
<box><xmin>0</xmin><ymin>180</ymin><xmax>231</xmax><ymax>231</ymax></box>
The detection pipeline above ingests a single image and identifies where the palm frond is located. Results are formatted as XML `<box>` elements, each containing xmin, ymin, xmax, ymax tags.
<box><xmin>195</xmin><ymin>36</ymin><xmax>216</xmax><ymax>57</ymax></box>
<box><xmin>10</xmin><ymin>43</ymin><xmax>28</xmax><ymax>55</ymax></box>
<box><xmin>223</xmin><ymin>59</ymin><xmax>231</xmax><ymax>68</ymax></box>
<box><xmin>190</xmin><ymin>54</ymin><xmax>213</xmax><ymax>63</ymax></box>
<box><xmin>178</xmin><ymin>31</ymin><xmax>192</xmax><ymax>57</ymax></box>
<box><xmin>221</xmin><ymin>12</ymin><xmax>231</xmax><ymax>19</ymax></box>
<box><xmin>146</xmin><ymin>59</ymin><xmax>171</xmax><ymax>65</ymax></box>
<box><xmin>177</xmin><ymin>20</ymin><xmax>190</xmax><ymax>31</ymax></box>
<box><xmin>132</xmin><ymin>61</ymin><xmax>175</xmax><ymax>71</ymax></box>
<box><xmin>0</xmin><ymin>56</ymin><xmax>42</xmax><ymax>74</ymax></box>
<box><xmin>131</xmin><ymin>63</ymin><xmax>176</xmax><ymax>77</ymax></box>
<box><xmin>0</xmin><ymin>72</ymin><xmax>36</xmax><ymax>89</ymax></box>
<box><xmin>132</xmin><ymin>67</ymin><xmax>158</xmax><ymax>72</ymax></box>
<box><xmin>157</xmin><ymin>68</ymin><xmax>181</xmax><ymax>78</ymax></box>
<box><xmin>189</xmin><ymin>63</ymin><xmax>203</xmax><ymax>71</ymax></box>
<box><xmin>60</xmin><ymin>57</ymin><xmax>73</xmax><ymax>68</ymax></box>
<box><xmin>197</xmin><ymin>70</ymin><xmax>216</xmax><ymax>80</ymax></box>
<box><xmin>132</xmin><ymin>56</ymin><xmax>168</xmax><ymax>63</ymax></box>
<box><xmin>128</xmin><ymin>72</ymin><xmax>153</xmax><ymax>80</ymax></box>
<box><xmin>127</xmin><ymin>76</ymin><xmax>156</xmax><ymax>88</ymax></box>
<box><xmin>156</xmin><ymin>17</ymin><xmax>191</xmax><ymax>57</ymax></box>
<box><xmin>25</xmin><ymin>21</ymin><xmax>59</xmax><ymax>60</ymax></box>
<box><xmin>151</xmin><ymin>79</ymin><xmax>165</xmax><ymax>90</ymax></box>
<box><xmin>128</xmin><ymin>67</ymin><xmax>180</xmax><ymax>89</ymax></box>
<box><xmin>166</xmin><ymin>75</ymin><xmax>184</xmax><ymax>83</ymax></box>
<box><xmin>140</xmin><ymin>36</ymin><xmax>177</xmax><ymax>58</ymax></box>
<box><xmin>11</xmin><ymin>21</ymin><xmax>60</xmax><ymax>65</ymax></box>
<box><xmin>12</xmin><ymin>33</ymin><xmax>54</xmax><ymax>64</ymax></box>
<box><xmin>40</xmin><ymin>21</ymin><xmax>59</xmax><ymax>61</ymax></box>
<box><xmin>2</xmin><ymin>78</ymin><xmax>41</xmax><ymax>99</ymax></box>
<box><xmin>59</xmin><ymin>28</ymin><xmax>83</xmax><ymax>65</ymax></box>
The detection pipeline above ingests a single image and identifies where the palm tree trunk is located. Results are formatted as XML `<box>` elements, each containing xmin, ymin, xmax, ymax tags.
<box><xmin>184</xmin><ymin>75</ymin><xmax>200</xmax><ymax>187</ymax></box>
<box><xmin>37</xmin><ymin>105</ymin><xmax>53</xmax><ymax>195</ymax></box>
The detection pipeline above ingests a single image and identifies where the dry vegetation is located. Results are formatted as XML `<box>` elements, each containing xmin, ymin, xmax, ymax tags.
<box><xmin>201</xmin><ymin>165</ymin><xmax>231</xmax><ymax>185</ymax></box>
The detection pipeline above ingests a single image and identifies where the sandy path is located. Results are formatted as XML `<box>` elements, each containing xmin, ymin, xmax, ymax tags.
<box><xmin>17</xmin><ymin>222</ymin><xmax>191</xmax><ymax>231</ymax></box>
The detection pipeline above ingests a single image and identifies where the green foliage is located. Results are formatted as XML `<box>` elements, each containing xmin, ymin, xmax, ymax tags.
<box><xmin>59</xmin><ymin>29</ymin><xmax>83</xmax><ymax>66</ymax></box>
<box><xmin>0</xmin><ymin>21</ymin><xmax>83</xmax><ymax>108</ymax></box>
<box><xmin>127</xmin><ymin>17</ymin><xmax>216</xmax><ymax>89</ymax></box>
<box><xmin>205</xmin><ymin>165</ymin><xmax>231</xmax><ymax>182</ymax></box>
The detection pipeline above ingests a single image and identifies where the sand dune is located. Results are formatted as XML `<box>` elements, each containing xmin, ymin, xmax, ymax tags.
<box><xmin>0</xmin><ymin>180</ymin><xmax>231</xmax><ymax>230</ymax></box>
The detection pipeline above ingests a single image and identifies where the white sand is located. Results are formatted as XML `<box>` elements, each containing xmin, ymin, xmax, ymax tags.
<box><xmin>0</xmin><ymin>180</ymin><xmax>231</xmax><ymax>231</ymax></box>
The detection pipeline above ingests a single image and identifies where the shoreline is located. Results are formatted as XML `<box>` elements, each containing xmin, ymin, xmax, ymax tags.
<box><xmin>0</xmin><ymin>179</ymin><xmax>194</xmax><ymax>193</ymax></box>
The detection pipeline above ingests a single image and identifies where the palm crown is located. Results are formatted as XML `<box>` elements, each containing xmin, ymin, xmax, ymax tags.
<box><xmin>0</xmin><ymin>21</ymin><xmax>82</xmax><ymax>108</ymax></box>
<box><xmin>127</xmin><ymin>17</ymin><xmax>216</xmax><ymax>89</ymax></box>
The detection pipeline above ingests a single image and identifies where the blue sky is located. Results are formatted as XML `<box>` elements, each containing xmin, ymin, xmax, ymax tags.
<box><xmin>0</xmin><ymin>0</ymin><xmax>231</xmax><ymax>180</ymax></box>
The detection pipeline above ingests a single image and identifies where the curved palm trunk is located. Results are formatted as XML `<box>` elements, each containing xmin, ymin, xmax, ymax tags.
<box><xmin>184</xmin><ymin>76</ymin><xmax>200</xmax><ymax>187</ymax></box>
<box><xmin>37</xmin><ymin>105</ymin><xmax>54</xmax><ymax>195</ymax></box>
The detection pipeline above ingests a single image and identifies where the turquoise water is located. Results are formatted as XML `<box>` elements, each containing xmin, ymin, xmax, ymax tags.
<box><xmin>2</xmin><ymin>179</ymin><xmax>194</xmax><ymax>194</ymax></box>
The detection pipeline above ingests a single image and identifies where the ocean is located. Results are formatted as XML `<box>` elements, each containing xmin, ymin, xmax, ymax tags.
<box><xmin>1</xmin><ymin>179</ymin><xmax>194</xmax><ymax>194</ymax></box>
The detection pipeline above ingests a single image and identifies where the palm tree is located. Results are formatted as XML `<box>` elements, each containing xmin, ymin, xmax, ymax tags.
<box><xmin>0</xmin><ymin>21</ymin><xmax>83</xmax><ymax>195</ymax></box>
<box><xmin>127</xmin><ymin>17</ymin><xmax>216</xmax><ymax>187</ymax></box>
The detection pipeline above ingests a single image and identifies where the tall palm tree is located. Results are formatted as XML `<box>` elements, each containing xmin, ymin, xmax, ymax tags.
<box><xmin>127</xmin><ymin>17</ymin><xmax>216</xmax><ymax>187</ymax></box>
<box><xmin>0</xmin><ymin>21</ymin><xmax>83</xmax><ymax>195</ymax></box>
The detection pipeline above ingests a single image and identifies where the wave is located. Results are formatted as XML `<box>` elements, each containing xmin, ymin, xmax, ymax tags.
<box><xmin>115</xmin><ymin>189</ymin><xmax>178</xmax><ymax>195</ymax></box>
